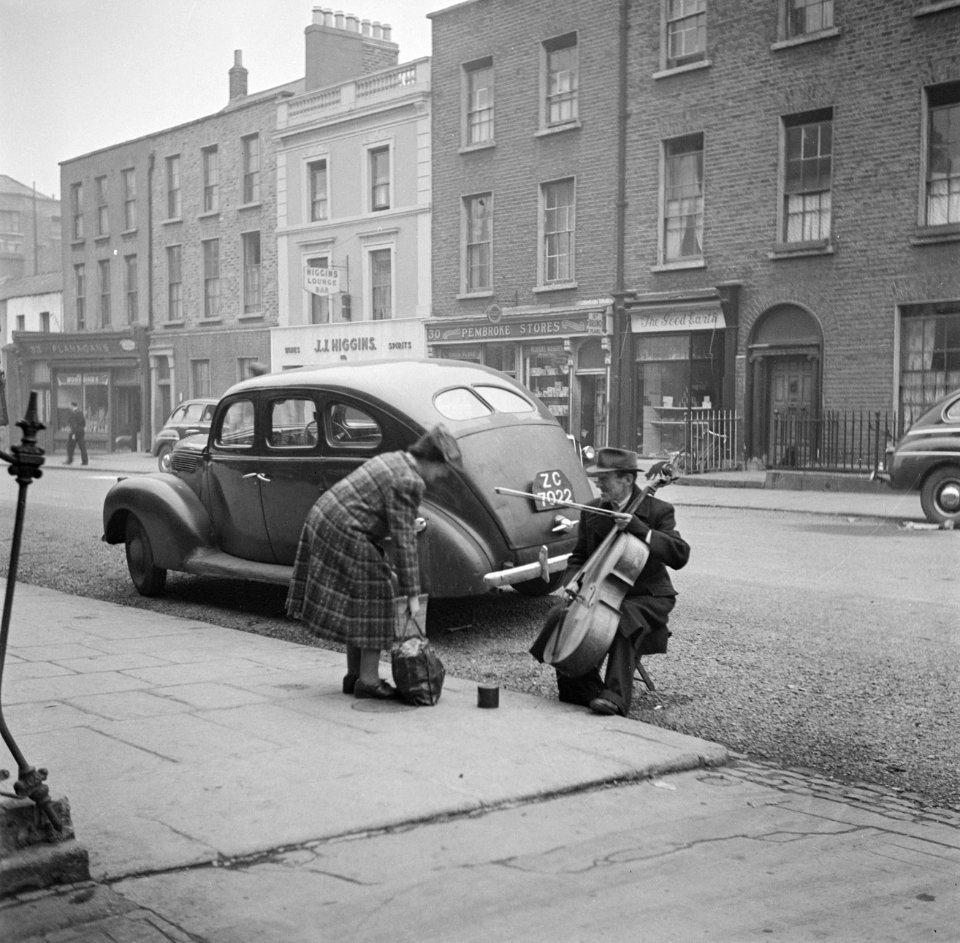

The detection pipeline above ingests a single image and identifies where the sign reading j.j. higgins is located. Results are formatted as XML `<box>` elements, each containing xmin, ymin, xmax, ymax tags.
<box><xmin>271</xmin><ymin>319</ymin><xmax>428</xmax><ymax>369</ymax></box>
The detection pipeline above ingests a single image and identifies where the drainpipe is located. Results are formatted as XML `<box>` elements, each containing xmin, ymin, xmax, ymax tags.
<box><xmin>144</xmin><ymin>152</ymin><xmax>155</xmax><ymax>450</ymax></box>
<box><xmin>608</xmin><ymin>0</ymin><xmax>631</xmax><ymax>447</ymax></box>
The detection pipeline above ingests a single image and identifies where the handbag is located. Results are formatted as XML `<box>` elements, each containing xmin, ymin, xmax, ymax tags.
<box><xmin>391</xmin><ymin>596</ymin><xmax>445</xmax><ymax>706</ymax></box>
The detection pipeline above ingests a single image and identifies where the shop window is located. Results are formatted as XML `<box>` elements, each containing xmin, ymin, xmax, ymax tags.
<box><xmin>484</xmin><ymin>343</ymin><xmax>516</xmax><ymax>377</ymax></box>
<box><xmin>526</xmin><ymin>344</ymin><xmax>571</xmax><ymax>432</ymax></box>
<box><xmin>464</xmin><ymin>58</ymin><xmax>494</xmax><ymax>146</ymax></box>
<box><xmin>635</xmin><ymin>332</ymin><xmax>723</xmax><ymax>456</ymax></box>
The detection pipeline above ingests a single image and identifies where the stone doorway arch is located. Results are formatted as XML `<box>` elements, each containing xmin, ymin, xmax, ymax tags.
<box><xmin>746</xmin><ymin>304</ymin><xmax>823</xmax><ymax>465</ymax></box>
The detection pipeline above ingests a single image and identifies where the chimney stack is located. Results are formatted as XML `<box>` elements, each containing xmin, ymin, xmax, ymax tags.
<box><xmin>229</xmin><ymin>49</ymin><xmax>248</xmax><ymax>101</ymax></box>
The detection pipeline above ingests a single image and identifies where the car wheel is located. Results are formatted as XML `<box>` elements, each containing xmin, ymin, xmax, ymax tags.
<box><xmin>125</xmin><ymin>515</ymin><xmax>167</xmax><ymax>596</ymax></box>
<box><xmin>920</xmin><ymin>466</ymin><xmax>960</xmax><ymax>525</ymax></box>
<box><xmin>157</xmin><ymin>444</ymin><xmax>173</xmax><ymax>472</ymax></box>
<box><xmin>514</xmin><ymin>572</ymin><xmax>564</xmax><ymax>597</ymax></box>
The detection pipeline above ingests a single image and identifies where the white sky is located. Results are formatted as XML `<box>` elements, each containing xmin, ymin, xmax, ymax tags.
<box><xmin>0</xmin><ymin>0</ymin><xmax>438</xmax><ymax>199</ymax></box>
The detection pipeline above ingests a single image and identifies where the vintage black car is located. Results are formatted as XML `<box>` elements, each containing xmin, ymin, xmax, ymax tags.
<box><xmin>875</xmin><ymin>387</ymin><xmax>960</xmax><ymax>525</ymax></box>
<box><xmin>103</xmin><ymin>359</ymin><xmax>593</xmax><ymax>598</ymax></box>
<box><xmin>151</xmin><ymin>398</ymin><xmax>217</xmax><ymax>472</ymax></box>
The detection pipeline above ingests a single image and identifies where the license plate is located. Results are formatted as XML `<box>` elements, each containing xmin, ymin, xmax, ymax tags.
<box><xmin>531</xmin><ymin>468</ymin><xmax>575</xmax><ymax>511</ymax></box>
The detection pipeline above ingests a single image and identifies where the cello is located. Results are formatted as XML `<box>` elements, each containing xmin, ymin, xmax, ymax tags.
<box><xmin>518</xmin><ymin>459</ymin><xmax>678</xmax><ymax>676</ymax></box>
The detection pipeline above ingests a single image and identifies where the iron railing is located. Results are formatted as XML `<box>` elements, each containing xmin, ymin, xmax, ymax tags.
<box><xmin>675</xmin><ymin>409</ymin><xmax>742</xmax><ymax>473</ymax></box>
<box><xmin>771</xmin><ymin>409</ymin><xmax>900</xmax><ymax>473</ymax></box>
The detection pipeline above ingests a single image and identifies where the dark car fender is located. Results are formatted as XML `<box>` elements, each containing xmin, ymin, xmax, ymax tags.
<box><xmin>102</xmin><ymin>474</ymin><xmax>216</xmax><ymax>571</ymax></box>
<box><xmin>417</xmin><ymin>500</ymin><xmax>496</xmax><ymax>598</ymax></box>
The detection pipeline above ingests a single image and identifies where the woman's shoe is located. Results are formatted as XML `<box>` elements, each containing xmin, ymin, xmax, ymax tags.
<box><xmin>342</xmin><ymin>674</ymin><xmax>358</xmax><ymax>694</ymax></box>
<box><xmin>354</xmin><ymin>679</ymin><xmax>397</xmax><ymax>700</ymax></box>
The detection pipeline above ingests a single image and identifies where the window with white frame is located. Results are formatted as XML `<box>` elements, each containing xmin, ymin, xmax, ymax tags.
<box><xmin>664</xmin><ymin>0</ymin><xmax>706</xmax><ymax>69</ymax></box>
<box><xmin>925</xmin><ymin>82</ymin><xmax>960</xmax><ymax>227</ymax></box>
<box><xmin>242</xmin><ymin>231</ymin><xmax>261</xmax><ymax>313</ymax></box>
<box><xmin>785</xmin><ymin>0</ymin><xmax>833</xmax><ymax>39</ymax></box>
<box><xmin>125</xmin><ymin>254</ymin><xmax>138</xmax><ymax>324</ymax></box>
<box><xmin>464</xmin><ymin>58</ymin><xmax>494</xmax><ymax>146</ymax></box>
<box><xmin>369</xmin><ymin>248</ymin><xmax>392</xmax><ymax>320</ymax></box>
<box><xmin>307</xmin><ymin>254</ymin><xmax>332</xmax><ymax>324</ymax></box>
<box><xmin>543</xmin><ymin>34</ymin><xmax>578</xmax><ymax>127</ymax></box>
<box><xmin>464</xmin><ymin>193</ymin><xmax>492</xmax><ymax>293</ymax></box>
<box><xmin>662</xmin><ymin>134</ymin><xmax>704</xmax><ymax>262</ymax></box>
<box><xmin>782</xmin><ymin>110</ymin><xmax>832</xmax><ymax>242</ymax></box>
<box><xmin>369</xmin><ymin>146</ymin><xmax>390</xmax><ymax>212</ymax></box>
<box><xmin>202</xmin><ymin>146</ymin><xmax>219</xmax><ymax>213</ymax></box>
<box><xmin>309</xmin><ymin>159</ymin><xmax>329</xmax><ymax>221</ymax></box>
<box><xmin>242</xmin><ymin>134</ymin><xmax>261</xmax><ymax>204</ymax></box>
<box><xmin>541</xmin><ymin>178</ymin><xmax>575</xmax><ymax>284</ymax></box>
<box><xmin>98</xmin><ymin>258</ymin><xmax>111</xmax><ymax>328</ymax></box>
<box><xmin>95</xmin><ymin>175</ymin><xmax>109</xmax><ymax>237</ymax></box>
<box><xmin>122</xmin><ymin>168</ymin><xmax>136</xmax><ymax>230</ymax></box>
<box><xmin>75</xmin><ymin>263</ymin><xmax>86</xmax><ymax>329</ymax></box>
<box><xmin>166</xmin><ymin>155</ymin><xmax>181</xmax><ymax>218</ymax></box>
<box><xmin>203</xmin><ymin>238</ymin><xmax>220</xmax><ymax>319</ymax></box>
<box><xmin>166</xmin><ymin>245</ymin><xmax>182</xmax><ymax>321</ymax></box>
<box><xmin>71</xmin><ymin>183</ymin><xmax>84</xmax><ymax>240</ymax></box>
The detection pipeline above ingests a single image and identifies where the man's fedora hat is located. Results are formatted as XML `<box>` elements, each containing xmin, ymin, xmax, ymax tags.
<box><xmin>584</xmin><ymin>447</ymin><xmax>641</xmax><ymax>476</ymax></box>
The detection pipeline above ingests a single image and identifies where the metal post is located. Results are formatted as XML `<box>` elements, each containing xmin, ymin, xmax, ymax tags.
<box><xmin>0</xmin><ymin>391</ymin><xmax>61</xmax><ymax>831</ymax></box>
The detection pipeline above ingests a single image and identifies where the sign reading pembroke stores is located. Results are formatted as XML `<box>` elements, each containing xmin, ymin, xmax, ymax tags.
<box><xmin>304</xmin><ymin>267</ymin><xmax>340</xmax><ymax>296</ymax></box>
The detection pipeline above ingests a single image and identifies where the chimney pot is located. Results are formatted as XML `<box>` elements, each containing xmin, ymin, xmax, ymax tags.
<box><xmin>229</xmin><ymin>49</ymin><xmax>248</xmax><ymax>101</ymax></box>
<box><xmin>382</xmin><ymin>23</ymin><xmax>391</xmax><ymax>42</ymax></box>
<box><xmin>361</xmin><ymin>18</ymin><xmax>371</xmax><ymax>35</ymax></box>
<box><xmin>372</xmin><ymin>21</ymin><xmax>381</xmax><ymax>40</ymax></box>
<box><xmin>335</xmin><ymin>10</ymin><xmax>345</xmax><ymax>29</ymax></box>
<box><xmin>346</xmin><ymin>13</ymin><xmax>359</xmax><ymax>32</ymax></box>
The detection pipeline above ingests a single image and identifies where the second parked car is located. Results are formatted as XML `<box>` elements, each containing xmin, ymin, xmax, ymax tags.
<box><xmin>151</xmin><ymin>398</ymin><xmax>217</xmax><ymax>471</ymax></box>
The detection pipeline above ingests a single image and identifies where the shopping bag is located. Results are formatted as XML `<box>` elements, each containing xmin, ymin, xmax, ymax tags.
<box><xmin>391</xmin><ymin>596</ymin><xmax>445</xmax><ymax>706</ymax></box>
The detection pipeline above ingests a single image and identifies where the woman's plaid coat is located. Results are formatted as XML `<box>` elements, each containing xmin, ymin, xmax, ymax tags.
<box><xmin>285</xmin><ymin>451</ymin><xmax>424</xmax><ymax>649</ymax></box>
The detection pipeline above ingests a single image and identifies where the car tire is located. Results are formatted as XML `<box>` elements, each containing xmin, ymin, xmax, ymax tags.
<box><xmin>513</xmin><ymin>572</ymin><xmax>564</xmax><ymax>597</ymax></box>
<box><xmin>125</xmin><ymin>515</ymin><xmax>167</xmax><ymax>596</ymax></box>
<box><xmin>157</xmin><ymin>444</ymin><xmax>173</xmax><ymax>473</ymax></box>
<box><xmin>920</xmin><ymin>465</ymin><xmax>960</xmax><ymax>525</ymax></box>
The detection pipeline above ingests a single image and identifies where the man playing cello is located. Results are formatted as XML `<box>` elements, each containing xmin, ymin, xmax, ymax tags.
<box><xmin>530</xmin><ymin>447</ymin><xmax>690</xmax><ymax>717</ymax></box>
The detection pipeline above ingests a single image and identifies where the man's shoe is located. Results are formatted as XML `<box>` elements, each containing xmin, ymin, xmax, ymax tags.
<box><xmin>342</xmin><ymin>674</ymin><xmax>358</xmax><ymax>694</ymax></box>
<box><xmin>589</xmin><ymin>697</ymin><xmax>620</xmax><ymax>716</ymax></box>
<box><xmin>354</xmin><ymin>679</ymin><xmax>397</xmax><ymax>700</ymax></box>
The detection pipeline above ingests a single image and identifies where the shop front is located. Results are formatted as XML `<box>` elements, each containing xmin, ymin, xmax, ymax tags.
<box><xmin>426</xmin><ymin>308</ymin><xmax>608</xmax><ymax>447</ymax></box>
<box><xmin>7</xmin><ymin>329</ymin><xmax>148</xmax><ymax>455</ymax></box>
<box><xmin>626</xmin><ymin>288</ymin><xmax>738</xmax><ymax>465</ymax></box>
<box><xmin>270</xmin><ymin>317</ymin><xmax>428</xmax><ymax>370</ymax></box>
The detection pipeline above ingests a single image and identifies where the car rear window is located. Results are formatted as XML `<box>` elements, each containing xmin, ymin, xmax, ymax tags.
<box><xmin>434</xmin><ymin>385</ymin><xmax>534</xmax><ymax>420</ymax></box>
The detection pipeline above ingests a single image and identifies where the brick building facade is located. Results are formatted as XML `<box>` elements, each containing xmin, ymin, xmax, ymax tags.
<box><xmin>428</xmin><ymin>0</ymin><xmax>960</xmax><ymax>467</ymax></box>
<box><xmin>0</xmin><ymin>175</ymin><xmax>61</xmax><ymax>281</ymax></box>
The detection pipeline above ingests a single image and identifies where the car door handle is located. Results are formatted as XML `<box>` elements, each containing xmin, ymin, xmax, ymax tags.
<box><xmin>242</xmin><ymin>472</ymin><xmax>271</xmax><ymax>483</ymax></box>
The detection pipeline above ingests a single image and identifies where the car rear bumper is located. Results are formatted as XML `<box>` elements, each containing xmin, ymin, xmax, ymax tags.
<box><xmin>482</xmin><ymin>547</ymin><xmax>570</xmax><ymax>588</ymax></box>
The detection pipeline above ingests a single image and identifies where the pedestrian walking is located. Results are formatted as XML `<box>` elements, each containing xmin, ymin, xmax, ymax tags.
<box><xmin>65</xmin><ymin>401</ymin><xmax>88</xmax><ymax>465</ymax></box>
<box><xmin>531</xmin><ymin>447</ymin><xmax>690</xmax><ymax>716</ymax></box>
<box><xmin>285</xmin><ymin>424</ymin><xmax>462</xmax><ymax>699</ymax></box>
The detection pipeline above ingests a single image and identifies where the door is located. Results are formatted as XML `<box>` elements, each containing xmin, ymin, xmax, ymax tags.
<box><xmin>768</xmin><ymin>358</ymin><xmax>815</xmax><ymax>465</ymax></box>
<box><xmin>577</xmin><ymin>373</ymin><xmax>607</xmax><ymax>450</ymax></box>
